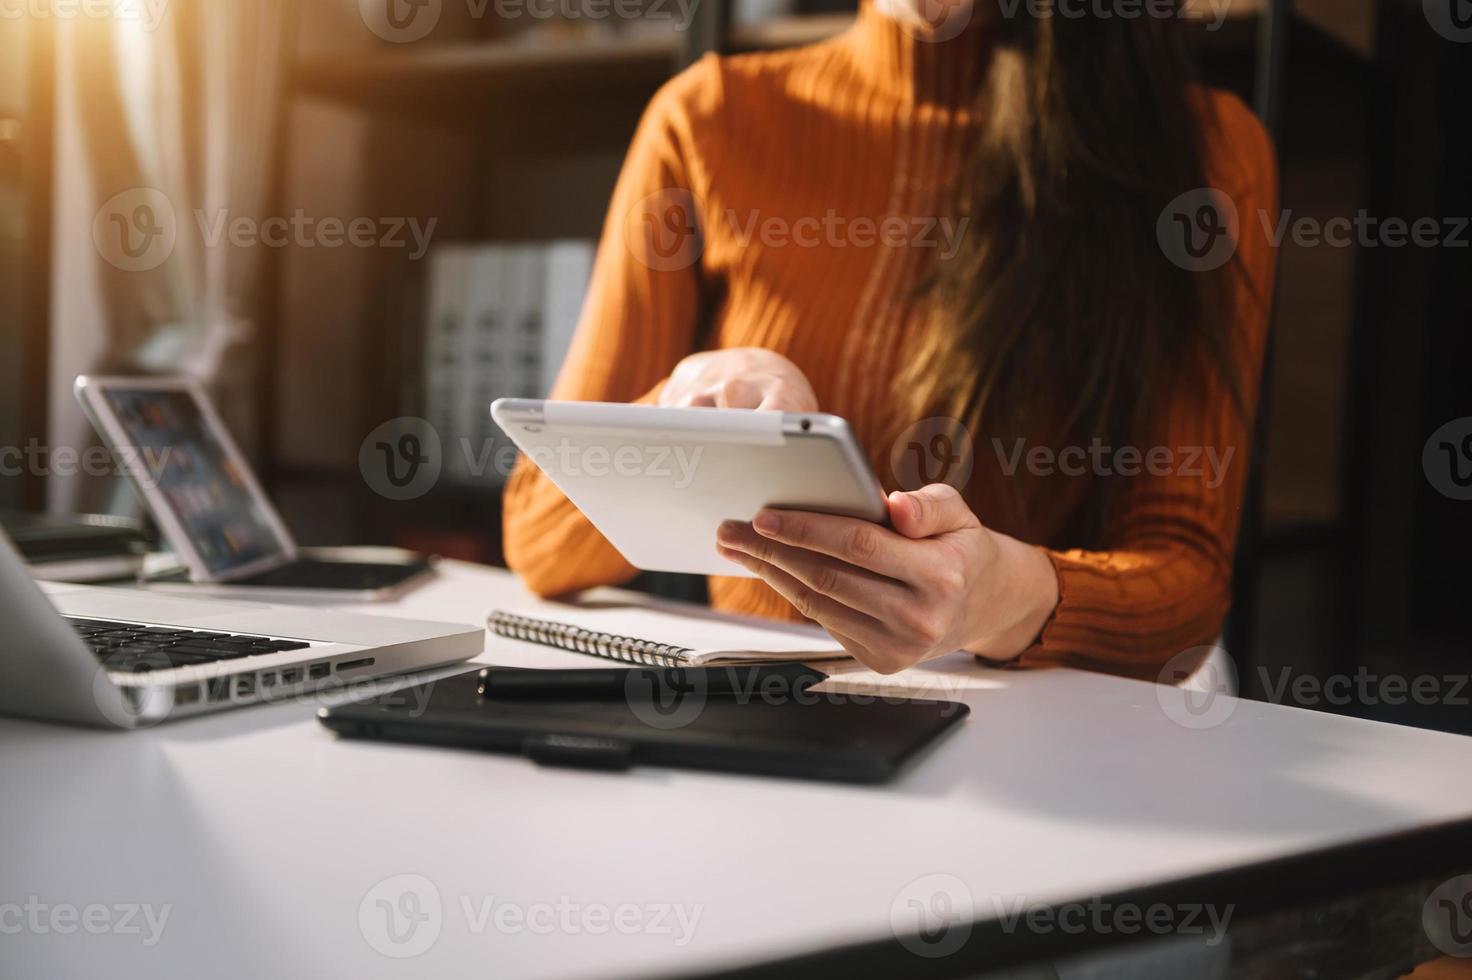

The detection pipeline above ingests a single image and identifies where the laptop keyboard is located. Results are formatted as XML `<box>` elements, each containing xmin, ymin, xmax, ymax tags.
<box><xmin>66</xmin><ymin>617</ymin><xmax>311</xmax><ymax>674</ymax></box>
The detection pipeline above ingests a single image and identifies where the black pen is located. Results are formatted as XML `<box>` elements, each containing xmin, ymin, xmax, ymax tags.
<box><xmin>477</xmin><ymin>663</ymin><xmax>827</xmax><ymax>699</ymax></box>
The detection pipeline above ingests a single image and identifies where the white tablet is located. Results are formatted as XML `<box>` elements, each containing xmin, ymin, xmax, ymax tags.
<box><xmin>491</xmin><ymin>399</ymin><xmax>888</xmax><ymax>577</ymax></box>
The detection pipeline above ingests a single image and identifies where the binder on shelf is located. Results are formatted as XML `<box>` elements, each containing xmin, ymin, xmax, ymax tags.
<box><xmin>542</xmin><ymin>241</ymin><xmax>595</xmax><ymax>397</ymax></box>
<box><xmin>421</xmin><ymin>239</ymin><xmax>596</xmax><ymax>489</ymax></box>
<box><xmin>423</xmin><ymin>246</ymin><xmax>474</xmax><ymax>479</ymax></box>
<box><xmin>463</xmin><ymin>244</ymin><xmax>511</xmax><ymax>485</ymax></box>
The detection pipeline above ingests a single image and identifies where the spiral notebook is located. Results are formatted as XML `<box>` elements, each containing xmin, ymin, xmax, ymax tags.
<box><xmin>487</xmin><ymin>607</ymin><xmax>850</xmax><ymax>667</ymax></box>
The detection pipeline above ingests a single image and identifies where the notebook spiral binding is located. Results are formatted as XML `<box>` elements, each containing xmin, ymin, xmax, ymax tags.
<box><xmin>488</xmin><ymin>611</ymin><xmax>698</xmax><ymax>668</ymax></box>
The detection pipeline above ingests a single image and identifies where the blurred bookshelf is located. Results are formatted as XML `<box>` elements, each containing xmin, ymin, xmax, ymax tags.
<box><xmin>259</xmin><ymin>0</ymin><xmax>1337</xmax><ymax>568</ymax></box>
<box><xmin>290</xmin><ymin>4</ymin><xmax>1280</xmax><ymax>117</ymax></box>
<box><xmin>293</xmin><ymin>13</ymin><xmax>860</xmax><ymax>115</ymax></box>
<box><xmin>293</xmin><ymin>35</ymin><xmax>677</xmax><ymax>116</ymax></box>
<box><xmin>264</xmin><ymin>4</ymin><xmax>876</xmax><ymax>565</ymax></box>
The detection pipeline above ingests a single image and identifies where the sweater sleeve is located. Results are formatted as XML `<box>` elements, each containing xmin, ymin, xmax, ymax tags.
<box><xmin>1015</xmin><ymin>92</ymin><xmax>1280</xmax><ymax>681</ymax></box>
<box><xmin>502</xmin><ymin>61</ymin><xmax>717</xmax><ymax>598</ymax></box>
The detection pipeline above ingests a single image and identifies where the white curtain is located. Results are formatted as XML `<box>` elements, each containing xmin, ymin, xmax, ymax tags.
<box><xmin>49</xmin><ymin>0</ymin><xmax>290</xmax><ymax>513</ymax></box>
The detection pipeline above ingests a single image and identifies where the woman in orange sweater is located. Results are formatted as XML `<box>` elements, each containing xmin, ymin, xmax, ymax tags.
<box><xmin>504</xmin><ymin>0</ymin><xmax>1278</xmax><ymax>680</ymax></box>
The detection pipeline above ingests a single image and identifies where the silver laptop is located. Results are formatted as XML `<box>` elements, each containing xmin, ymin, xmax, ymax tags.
<box><xmin>0</xmin><ymin>531</ymin><xmax>481</xmax><ymax>729</ymax></box>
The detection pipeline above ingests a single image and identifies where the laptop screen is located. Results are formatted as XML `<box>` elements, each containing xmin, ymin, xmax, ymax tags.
<box><xmin>101</xmin><ymin>388</ymin><xmax>286</xmax><ymax>577</ymax></box>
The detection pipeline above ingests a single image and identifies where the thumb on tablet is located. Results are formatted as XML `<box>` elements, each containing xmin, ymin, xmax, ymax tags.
<box><xmin>888</xmin><ymin>485</ymin><xmax>977</xmax><ymax>539</ymax></box>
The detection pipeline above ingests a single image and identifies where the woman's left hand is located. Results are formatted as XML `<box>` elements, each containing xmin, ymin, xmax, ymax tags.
<box><xmin>715</xmin><ymin>484</ymin><xmax>1060</xmax><ymax>674</ymax></box>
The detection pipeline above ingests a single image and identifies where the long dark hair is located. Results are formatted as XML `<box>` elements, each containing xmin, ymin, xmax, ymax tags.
<box><xmin>902</xmin><ymin>5</ymin><xmax>1246</xmax><ymax>534</ymax></box>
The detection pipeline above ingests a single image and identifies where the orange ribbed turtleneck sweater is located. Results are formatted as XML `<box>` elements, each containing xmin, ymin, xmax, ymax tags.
<box><xmin>503</xmin><ymin>4</ymin><xmax>1278</xmax><ymax>680</ymax></box>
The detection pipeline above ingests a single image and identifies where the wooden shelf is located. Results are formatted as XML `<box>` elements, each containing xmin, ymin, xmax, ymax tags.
<box><xmin>725</xmin><ymin>7</ymin><xmax>1260</xmax><ymax>53</ymax></box>
<box><xmin>292</xmin><ymin>13</ymin><xmax>864</xmax><ymax>114</ymax></box>
<box><xmin>294</xmin><ymin>33</ymin><xmax>676</xmax><ymax>113</ymax></box>
<box><xmin>1184</xmin><ymin>0</ymin><xmax>1266</xmax><ymax>19</ymax></box>
<box><xmin>266</xmin><ymin>0</ymin><xmax>1298</xmax><ymax>555</ymax></box>
<box><xmin>288</xmin><ymin>3</ymin><xmax>1286</xmax><ymax>115</ymax></box>
<box><xmin>729</xmin><ymin>12</ymin><xmax>854</xmax><ymax>51</ymax></box>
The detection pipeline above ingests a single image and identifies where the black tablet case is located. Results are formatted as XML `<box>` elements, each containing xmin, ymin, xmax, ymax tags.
<box><xmin>319</xmin><ymin>668</ymin><xmax>968</xmax><ymax>784</ymax></box>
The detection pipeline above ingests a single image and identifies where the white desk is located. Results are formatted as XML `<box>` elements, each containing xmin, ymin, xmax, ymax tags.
<box><xmin>4</xmin><ymin>560</ymin><xmax>1472</xmax><ymax>978</ymax></box>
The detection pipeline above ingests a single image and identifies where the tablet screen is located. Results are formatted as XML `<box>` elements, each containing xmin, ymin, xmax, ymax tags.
<box><xmin>100</xmin><ymin>388</ymin><xmax>286</xmax><ymax>576</ymax></box>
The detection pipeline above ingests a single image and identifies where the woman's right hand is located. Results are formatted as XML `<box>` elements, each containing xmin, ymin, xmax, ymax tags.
<box><xmin>657</xmin><ymin>347</ymin><xmax>819</xmax><ymax>412</ymax></box>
